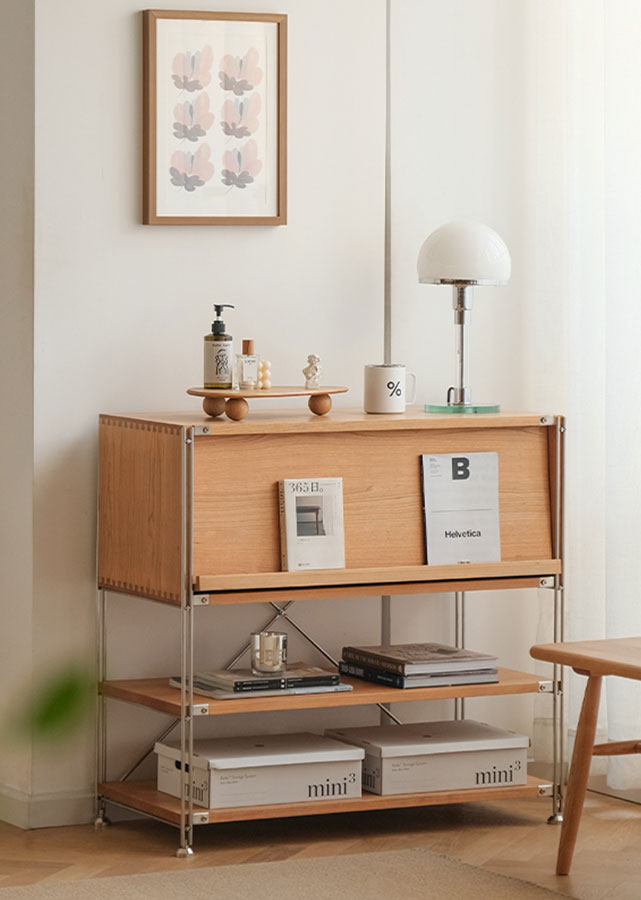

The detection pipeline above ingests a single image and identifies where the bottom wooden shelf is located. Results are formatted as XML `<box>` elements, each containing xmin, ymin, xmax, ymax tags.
<box><xmin>99</xmin><ymin>775</ymin><xmax>549</xmax><ymax>826</ymax></box>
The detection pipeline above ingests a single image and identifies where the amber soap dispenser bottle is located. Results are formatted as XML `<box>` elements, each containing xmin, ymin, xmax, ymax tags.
<box><xmin>204</xmin><ymin>304</ymin><xmax>234</xmax><ymax>389</ymax></box>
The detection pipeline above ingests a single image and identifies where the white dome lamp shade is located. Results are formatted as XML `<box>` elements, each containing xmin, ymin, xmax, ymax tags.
<box><xmin>417</xmin><ymin>220</ymin><xmax>511</xmax><ymax>414</ymax></box>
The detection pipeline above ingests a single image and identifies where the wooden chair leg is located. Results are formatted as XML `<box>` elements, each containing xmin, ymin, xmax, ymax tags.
<box><xmin>556</xmin><ymin>674</ymin><xmax>602</xmax><ymax>875</ymax></box>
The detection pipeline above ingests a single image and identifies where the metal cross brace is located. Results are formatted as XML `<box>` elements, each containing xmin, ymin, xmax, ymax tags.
<box><xmin>119</xmin><ymin>599</ymin><xmax>402</xmax><ymax>781</ymax></box>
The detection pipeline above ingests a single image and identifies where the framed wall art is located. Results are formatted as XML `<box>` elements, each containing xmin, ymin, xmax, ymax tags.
<box><xmin>143</xmin><ymin>10</ymin><xmax>287</xmax><ymax>225</ymax></box>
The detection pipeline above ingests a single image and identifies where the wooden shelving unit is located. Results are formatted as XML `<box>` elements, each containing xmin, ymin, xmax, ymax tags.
<box><xmin>96</xmin><ymin>408</ymin><xmax>564</xmax><ymax>856</ymax></box>
<box><xmin>99</xmin><ymin>775</ymin><xmax>547</xmax><ymax>826</ymax></box>
<box><xmin>99</xmin><ymin>669</ymin><xmax>547</xmax><ymax>717</ymax></box>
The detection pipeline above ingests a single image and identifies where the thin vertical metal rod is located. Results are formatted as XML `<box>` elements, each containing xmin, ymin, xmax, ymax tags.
<box><xmin>382</xmin><ymin>0</ymin><xmax>392</xmax><ymax>603</ymax></box>
<box><xmin>381</xmin><ymin>596</ymin><xmax>391</xmax><ymax>647</ymax></box>
<box><xmin>454</xmin><ymin>591</ymin><xmax>466</xmax><ymax>719</ymax></box>
<box><xmin>95</xmin><ymin>588</ymin><xmax>108</xmax><ymax>811</ymax></box>
<box><xmin>550</xmin><ymin>576</ymin><xmax>564</xmax><ymax>821</ymax></box>
<box><xmin>381</xmin><ymin>0</ymin><xmax>393</xmax><ymax>725</ymax></box>
<box><xmin>187</xmin><ymin>603</ymin><xmax>194</xmax><ymax>847</ymax></box>
<box><xmin>383</xmin><ymin>0</ymin><xmax>392</xmax><ymax>364</ymax></box>
<box><xmin>179</xmin><ymin>602</ymin><xmax>187</xmax><ymax>847</ymax></box>
<box><xmin>550</xmin><ymin>417</ymin><xmax>566</xmax><ymax>821</ymax></box>
<box><xmin>380</xmin><ymin>594</ymin><xmax>391</xmax><ymax>725</ymax></box>
<box><xmin>177</xmin><ymin>427</ymin><xmax>194</xmax><ymax>856</ymax></box>
<box><xmin>452</xmin><ymin>286</ymin><xmax>472</xmax><ymax>406</ymax></box>
<box><xmin>186</xmin><ymin>428</ymin><xmax>195</xmax><ymax>849</ymax></box>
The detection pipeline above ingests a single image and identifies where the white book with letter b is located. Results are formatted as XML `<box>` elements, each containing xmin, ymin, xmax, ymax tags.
<box><xmin>278</xmin><ymin>478</ymin><xmax>345</xmax><ymax>571</ymax></box>
<box><xmin>421</xmin><ymin>452</ymin><xmax>500</xmax><ymax>565</ymax></box>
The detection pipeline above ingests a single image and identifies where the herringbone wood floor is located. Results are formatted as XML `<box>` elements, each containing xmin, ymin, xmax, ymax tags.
<box><xmin>1</xmin><ymin>792</ymin><xmax>640</xmax><ymax>897</ymax></box>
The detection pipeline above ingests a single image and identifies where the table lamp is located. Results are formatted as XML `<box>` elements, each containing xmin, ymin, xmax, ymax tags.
<box><xmin>417</xmin><ymin>220</ymin><xmax>511</xmax><ymax>414</ymax></box>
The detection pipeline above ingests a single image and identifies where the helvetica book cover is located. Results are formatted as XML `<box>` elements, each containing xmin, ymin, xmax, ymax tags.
<box><xmin>420</xmin><ymin>452</ymin><xmax>501</xmax><ymax>565</ymax></box>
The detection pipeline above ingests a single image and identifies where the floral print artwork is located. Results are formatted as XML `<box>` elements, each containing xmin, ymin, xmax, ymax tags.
<box><xmin>170</xmin><ymin>145</ymin><xmax>215</xmax><ymax>191</ymax></box>
<box><xmin>219</xmin><ymin>47</ymin><xmax>263</xmax><ymax>95</ymax></box>
<box><xmin>173</xmin><ymin>94</ymin><xmax>215</xmax><ymax>141</ymax></box>
<box><xmin>220</xmin><ymin>94</ymin><xmax>261</xmax><ymax>138</ymax></box>
<box><xmin>221</xmin><ymin>140</ymin><xmax>262</xmax><ymax>189</ymax></box>
<box><xmin>172</xmin><ymin>46</ymin><xmax>214</xmax><ymax>92</ymax></box>
<box><xmin>166</xmin><ymin>36</ymin><xmax>264</xmax><ymax>198</ymax></box>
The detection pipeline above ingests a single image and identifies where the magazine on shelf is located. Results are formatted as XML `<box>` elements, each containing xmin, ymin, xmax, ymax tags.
<box><xmin>168</xmin><ymin>676</ymin><xmax>352</xmax><ymax>700</ymax></box>
<box><xmin>420</xmin><ymin>451</ymin><xmax>501</xmax><ymax>565</ymax></box>
<box><xmin>194</xmin><ymin>662</ymin><xmax>340</xmax><ymax>693</ymax></box>
<box><xmin>341</xmin><ymin>642</ymin><xmax>498</xmax><ymax>676</ymax></box>
<box><xmin>338</xmin><ymin>660</ymin><xmax>499</xmax><ymax>689</ymax></box>
<box><xmin>278</xmin><ymin>477</ymin><xmax>345</xmax><ymax>571</ymax></box>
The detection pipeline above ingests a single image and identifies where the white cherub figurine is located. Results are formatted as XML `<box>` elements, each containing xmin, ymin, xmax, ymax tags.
<box><xmin>303</xmin><ymin>354</ymin><xmax>321</xmax><ymax>389</ymax></box>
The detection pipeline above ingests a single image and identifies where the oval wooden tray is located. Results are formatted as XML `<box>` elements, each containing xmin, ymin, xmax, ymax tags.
<box><xmin>187</xmin><ymin>385</ymin><xmax>349</xmax><ymax>420</ymax></box>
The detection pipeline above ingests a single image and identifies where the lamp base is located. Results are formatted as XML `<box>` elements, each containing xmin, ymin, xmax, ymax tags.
<box><xmin>424</xmin><ymin>401</ymin><xmax>500</xmax><ymax>414</ymax></box>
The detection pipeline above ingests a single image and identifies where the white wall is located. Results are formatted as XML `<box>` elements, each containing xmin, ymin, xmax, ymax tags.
<box><xmin>19</xmin><ymin>0</ymin><xmax>387</xmax><ymax>824</ymax></box>
<box><xmin>0</xmin><ymin>0</ymin><xmax>35</xmax><ymax>827</ymax></box>
<box><xmin>391</xmin><ymin>0</ymin><xmax>530</xmax><ymax>409</ymax></box>
<box><xmin>389</xmin><ymin>0</ymin><xmax>559</xmax><ymax>740</ymax></box>
<box><xmin>1</xmin><ymin>0</ymin><xmax>583</xmax><ymax>828</ymax></box>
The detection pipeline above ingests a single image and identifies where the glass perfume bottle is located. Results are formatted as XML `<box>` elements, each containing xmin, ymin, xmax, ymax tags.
<box><xmin>235</xmin><ymin>339</ymin><xmax>260</xmax><ymax>390</ymax></box>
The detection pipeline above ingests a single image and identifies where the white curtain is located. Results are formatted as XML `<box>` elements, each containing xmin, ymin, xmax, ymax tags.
<box><xmin>390</xmin><ymin>0</ymin><xmax>641</xmax><ymax>788</ymax></box>
<box><xmin>518</xmin><ymin>0</ymin><xmax>641</xmax><ymax>790</ymax></box>
<box><xmin>550</xmin><ymin>0</ymin><xmax>641</xmax><ymax>790</ymax></box>
<box><xmin>602</xmin><ymin>0</ymin><xmax>641</xmax><ymax>790</ymax></box>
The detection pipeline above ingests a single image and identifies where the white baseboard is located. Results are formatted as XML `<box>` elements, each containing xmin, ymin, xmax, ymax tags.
<box><xmin>0</xmin><ymin>783</ymin><xmax>95</xmax><ymax>829</ymax></box>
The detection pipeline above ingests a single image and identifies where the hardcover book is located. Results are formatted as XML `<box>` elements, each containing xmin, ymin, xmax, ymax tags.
<box><xmin>338</xmin><ymin>660</ymin><xmax>499</xmax><ymax>688</ymax></box>
<box><xmin>421</xmin><ymin>451</ymin><xmax>501</xmax><ymax>565</ymax></box>
<box><xmin>341</xmin><ymin>642</ymin><xmax>498</xmax><ymax>676</ymax></box>
<box><xmin>278</xmin><ymin>477</ymin><xmax>345</xmax><ymax>571</ymax></box>
<box><xmin>169</xmin><ymin>676</ymin><xmax>352</xmax><ymax>700</ymax></box>
<box><xmin>194</xmin><ymin>662</ymin><xmax>340</xmax><ymax>693</ymax></box>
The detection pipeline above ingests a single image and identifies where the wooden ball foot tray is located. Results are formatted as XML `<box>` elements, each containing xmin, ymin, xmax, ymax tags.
<box><xmin>187</xmin><ymin>386</ymin><xmax>348</xmax><ymax>421</ymax></box>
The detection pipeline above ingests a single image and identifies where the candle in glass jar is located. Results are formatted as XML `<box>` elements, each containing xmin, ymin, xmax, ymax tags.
<box><xmin>250</xmin><ymin>631</ymin><xmax>287</xmax><ymax>675</ymax></box>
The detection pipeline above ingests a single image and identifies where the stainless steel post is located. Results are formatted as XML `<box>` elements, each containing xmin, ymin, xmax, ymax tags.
<box><xmin>176</xmin><ymin>428</ymin><xmax>195</xmax><ymax>858</ymax></box>
<box><xmin>451</xmin><ymin>285</ymin><xmax>472</xmax><ymax>406</ymax></box>
<box><xmin>380</xmin><ymin>594</ymin><xmax>391</xmax><ymax>725</ymax></box>
<box><xmin>94</xmin><ymin>588</ymin><xmax>110</xmax><ymax>828</ymax></box>
<box><xmin>548</xmin><ymin>417</ymin><xmax>566</xmax><ymax>823</ymax></box>
<box><xmin>454</xmin><ymin>591</ymin><xmax>466</xmax><ymax>720</ymax></box>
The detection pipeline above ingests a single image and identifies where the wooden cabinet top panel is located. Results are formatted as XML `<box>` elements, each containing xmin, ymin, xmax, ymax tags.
<box><xmin>100</xmin><ymin>408</ymin><xmax>562</xmax><ymax>437</ymax></box>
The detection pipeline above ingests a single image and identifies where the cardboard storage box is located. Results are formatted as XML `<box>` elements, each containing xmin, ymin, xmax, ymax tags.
<box><xmin>155</xmin><ymin>732</ymin><xmax>364</xmax><ymax>809</ymax></box>
<box><xmin>326</xmin><ymin>720</ymin><xmax>528</xmax><ymax>795</ymax></box>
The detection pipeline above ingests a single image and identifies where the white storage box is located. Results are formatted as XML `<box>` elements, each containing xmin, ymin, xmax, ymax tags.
<box><xmin>155</xmin><ymin>732</ymin><xmax>364</xmax><ymax>809</ymax></box>
<box><xmin>326</xmin><ymin>720</ymin><xmax>528</xmax><ymax>795</ymax></box>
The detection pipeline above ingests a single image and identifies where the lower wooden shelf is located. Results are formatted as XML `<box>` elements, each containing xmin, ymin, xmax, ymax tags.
<box><xmin>99</xmin><ymin>668</ymin><xmax>547</xmax><ymax>717</ymax></box>
<box><xmin>99</xmin><ymin>775</ymin><xmax>549</xmax><ymax>826</ymax></box>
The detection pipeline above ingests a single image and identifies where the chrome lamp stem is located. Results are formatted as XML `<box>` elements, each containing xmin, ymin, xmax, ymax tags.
<box><xmin>448</xmin><ymin>283</ymin><xmax>472</xmax><ymax>407</ymax></box>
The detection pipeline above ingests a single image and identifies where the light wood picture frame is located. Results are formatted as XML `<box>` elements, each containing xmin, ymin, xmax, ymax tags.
<box><xmin>143</xmin><ymin>10</ymin><xmax>287</xmax><ymax>225</ymax></box>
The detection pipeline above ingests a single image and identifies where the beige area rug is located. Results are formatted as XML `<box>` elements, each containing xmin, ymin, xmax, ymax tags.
<box><xmin>0</xmin><ymin>848</ymin><xmax>566</xmax><ymax>899</ymax></box>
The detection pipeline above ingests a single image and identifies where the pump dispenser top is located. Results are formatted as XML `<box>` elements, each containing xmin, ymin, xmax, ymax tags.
<box><xmin>212</xmin><ymin>304</ymin><xmax>234</xmax><ymax>334</ymax></box>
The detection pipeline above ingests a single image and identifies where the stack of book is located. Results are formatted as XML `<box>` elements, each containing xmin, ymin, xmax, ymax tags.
<box><xmin>169</xmin><ymin>662</ymin><xmax>352</xmax><ymax>701</ymax></box>
<box><xmin>339</xmin><ymin>642</ymin><xmax>499</xmax><ymax>689</ymax></box>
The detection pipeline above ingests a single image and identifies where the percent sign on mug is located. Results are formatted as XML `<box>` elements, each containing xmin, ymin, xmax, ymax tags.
<box><xmin>364</xmin><ymin>364</ymin><xmax>417</xmax><ymax>413</ymax></box>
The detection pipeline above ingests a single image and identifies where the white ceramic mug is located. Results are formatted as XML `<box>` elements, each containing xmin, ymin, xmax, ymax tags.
<box><xmin>364</xmin><ymin>364</ymin><xmax>417</xmax><ymax>413</ymax></box>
